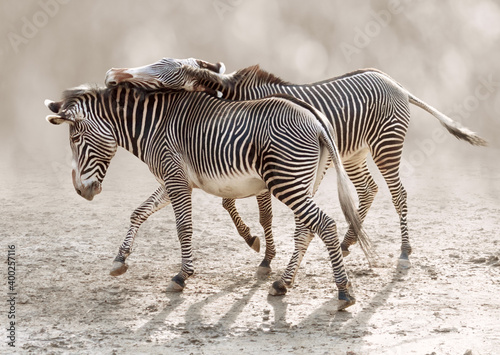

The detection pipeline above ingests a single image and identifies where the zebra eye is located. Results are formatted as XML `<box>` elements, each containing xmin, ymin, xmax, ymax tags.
<box><xmin>70</xmin><ymin>133</ymin><xmax>82</xmax><ymax>143</ymax></box>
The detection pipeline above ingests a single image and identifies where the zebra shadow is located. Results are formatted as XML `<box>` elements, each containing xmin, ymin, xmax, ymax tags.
<box><xmin>134</xmin><ymin>291</ymin><xmax>186</xmax><ymax>336</ymax></box>
<box><xmin>182</xmin><ymin>275</ymin><xmax>267</xmax><ymax>332</ymax></box>
<box><xmin>134</xmin><ymin>274</ymin><xmax>267</xmax><ymax>337</ymax></box>
<box><xmin>294</xmin><ymin>266</ymin><xmax>410</xmax><ymax>332</ymax></box>
<box><xmin>133</xmin><ymin>265</ymin><xmax>407</xmax><ymax>340</ymax></box>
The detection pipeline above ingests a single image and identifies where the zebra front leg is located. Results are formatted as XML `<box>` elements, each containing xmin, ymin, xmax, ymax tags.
<box><xmin>222</xmin><ymin>198</ymin><xmax>260</xmax><ymax>252</ymax></box>
<box><xmin>164</xmin><ymin>163</ymin><xmax>195</xmax><ymax>292</ymax></box>
<box><xmin>256</xmin><ymin>191</ymin><xmax>276</xmax><ymax>278</ymax></box>
<box><xmin>110</xmin><ymin>186</ymin><xmax>171</xmax><ymax>276</ymax></box>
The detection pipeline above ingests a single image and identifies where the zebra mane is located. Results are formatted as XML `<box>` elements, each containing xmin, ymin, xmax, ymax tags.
<box><xmin>241</xmin><ymin>66</ymin><xmax>388</xmax><ymax>85</ymax></box>
<box><xmin>225</xmin><ymin>66</ymin><xmax>391</xmax><ymax>88</ymax></box>
<box><xmin>61</xmin><ymin>84</ymin><xmax>184</xmax><ymax>105</ymax></box>
<box><xmin>313</xmin><ymin>68</ymin><xmax>392</xmax><ymax>85</ymax></box>
<box><xmin>62</xmin><ymin>84</ymin><xmax>102</xmax><ymax>102</ymax></box>
<box><xmin>231</xmin><ymin>65</ymin><xmax>292</xmax><ymax>86</ymax></box>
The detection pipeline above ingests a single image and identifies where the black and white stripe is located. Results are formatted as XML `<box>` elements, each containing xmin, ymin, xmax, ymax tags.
<box><xmin>46</xmin><ymin>85</ymin><xmax>373</xmax><ymax>309</ymax></box>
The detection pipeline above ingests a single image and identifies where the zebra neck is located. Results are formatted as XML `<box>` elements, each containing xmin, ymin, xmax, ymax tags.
<box><xmin>101</xmin><ymin>87</ymin><xmax>168</xmax><ymax>162</ymax></box>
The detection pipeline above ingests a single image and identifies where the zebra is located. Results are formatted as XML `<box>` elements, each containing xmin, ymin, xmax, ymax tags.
<box><xmin>44</xmin><ymin>83</ymin><xmax>374</xmax><ymax>310</ymax></box>
<box><xmin>104</xmin><ymin>58</ymin><xmax>487</xmax><ymax>270</ymax></box>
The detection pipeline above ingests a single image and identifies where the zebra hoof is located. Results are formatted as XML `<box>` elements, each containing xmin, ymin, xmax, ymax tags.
<box><xmin>269</xmin><ymin>280</ymin><xmax>287</xmax><ymax>296</ymax></box>
<box><xmin>250</xmin><ymin>236</ymin><xmax>260</xmax><ymax>253</ymax></box>
<box><xmin>166</xmin><ymin>275</ymin><xmax>185</xmax><ymax>292</ymax></box>
<box><xmin>341</xmin><ymin>243</ymin><xmax>350</xmax><ymax>257</ymax></box>
<box><xmin>397</xmin><ymin>251</ymin><xmax>412</xmax><ymax>269</ymax></box>
<box><xmin>338</xmin><ymin>283</ymin><xmax>356</xmax><ymax>310</ymax></box>
<box><xmin>256</xmin><ymin>259</ymin><xmax>271</xmax><ymax>279</ymax></box>
<box><xmin>166</xmin><ymin>280</ymin><xmax>184</xmax><ymax>292</ymax></box>
<box><xmin>397</xmin><ymin>258</ymin><xmax>412</xmax><ymax>269</ymax></box>
<box><xmin>337</xmin><ymin>297</ymin><xmax>356</xmax><ymax>311</ymax></box>
<box><xmin>256</xmin><ymin>266</ymin><xmax>272</xmax><ymax>280</ymax></box>
<box><xmin>110</xmin><ymin>261</ymin><xmax>128</xmax><ymax>276</ymax></box>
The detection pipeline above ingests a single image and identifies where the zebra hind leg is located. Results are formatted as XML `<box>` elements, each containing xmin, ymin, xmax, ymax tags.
<box><xmin>377</xmin><ymin>162</ymin><xmax>412</xmax><ymax>268</ymax></box>
<box><xmin>269</xmin><ymin>196</ymin><xmax>355</xmax><ymax>310</ymax></box>
<box><xmin>222</xmin><ymin>198</ymin><xmax>260</xmax><ymax>252</ymax></box>
<box><xmin>255</xmin><ymin>191</ymin><xmax>276</xmax><ymax>278</ymax></box>
<box><xmin>371</xmin><ymin>108</ymin><xmax>411</xmax><ymax>268</ymax></box>
<box><xmin>340</xmin><ymin>153</ymin><xmax>378</xmax><ymax>257</ymax></box>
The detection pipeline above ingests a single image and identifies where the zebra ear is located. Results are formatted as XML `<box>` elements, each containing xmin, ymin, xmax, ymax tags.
<box><xmin>217</xmin><ymin>62</ymin><xmax>225</xmax><ymax>74</ymax></box>
<box><xmin>46</xmin><ymin>114</ymin><xmax>73</xmax><ymax>125</ymax></box>
<box><xmin>195</xmin><ymin>59</ymin><xmax>226</xmax><ymax>74</ymax></box>
<box><xmin>45</xmin><ymin>98</ymin><xmax>75</xmax><ymax>125</ymax></box>
<box><xmin>45</xmin><ymin>99</ymin><xmax>62</xmax><ymax>113</ymax></box>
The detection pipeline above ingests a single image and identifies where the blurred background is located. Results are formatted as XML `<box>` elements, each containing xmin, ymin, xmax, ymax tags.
<box><xmin>1</xmin><ymin>0</ymin><xmax>499</xmax><ymax>200</ymax></box>
<box><xmin>2</xmin><ymin>2</ymin><xmax>499</xmax><ymax>351</ymax></box>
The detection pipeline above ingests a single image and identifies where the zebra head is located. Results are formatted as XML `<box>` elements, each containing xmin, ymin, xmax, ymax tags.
<box><xmin>104</xmin><ymin>57</ymin><xmax>225</xmax><ymax>93</ymax></box>
<box><xmin>45</xmin><ymin>86</ymin><xmax>117</xmax><ymax>201</ymax></box>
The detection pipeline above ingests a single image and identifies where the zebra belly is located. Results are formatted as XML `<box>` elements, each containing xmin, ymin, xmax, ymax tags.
<box><xmin>191</xmin><ymin>173</ymin><xmax>267</xmax><ymax>199</ymax></box>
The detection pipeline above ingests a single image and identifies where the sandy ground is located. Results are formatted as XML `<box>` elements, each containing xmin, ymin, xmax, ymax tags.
<box><xmin>1</xmin><ymin>148</ymin><xmax>499</xmax><ymax>355</ymax></box>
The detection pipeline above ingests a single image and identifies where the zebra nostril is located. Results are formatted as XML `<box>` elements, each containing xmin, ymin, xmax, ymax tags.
<box><xmin>76</xmin><ymin>189</ymin><xmax>82</xmax><ymax>196</ymax></box>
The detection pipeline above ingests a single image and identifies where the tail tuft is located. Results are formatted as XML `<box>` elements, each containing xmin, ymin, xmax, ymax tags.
<box><xmin>443</xmin><ymin>124</ymin><xmax>488</xmax><ymax>147</ymax></box>
<box><xmin>409</xmin><ymin>94</ymin><xmax>488</xmax><ymax>147</ymax></box>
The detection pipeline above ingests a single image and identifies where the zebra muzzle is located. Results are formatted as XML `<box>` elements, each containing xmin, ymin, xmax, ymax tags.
<box><xmin>75</xmin><ymin>181</ymin><xmax>102</xmax><ymax>201</ymax></box>
<box><xmin>105</xmin><ymin>68</ymin><xmax>133</xmax><ymax>87</ymax></box>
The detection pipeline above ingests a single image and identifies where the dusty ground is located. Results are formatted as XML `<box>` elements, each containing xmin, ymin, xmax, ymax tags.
<box><xmin>1</xmin><ymin>148</ymin><xmax>499</xmax><ymax>355</ymax></box>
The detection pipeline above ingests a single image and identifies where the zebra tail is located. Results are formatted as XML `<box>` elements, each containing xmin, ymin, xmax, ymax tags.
<box><xmin>408</xmin><ymin>94</ymin><xmax>487</xmax><ymax>146</ymax></box>
<box><xmin>319</xmin><ymin>129</ymin><xmax>376</xmax><ymax>266</ymax></box>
